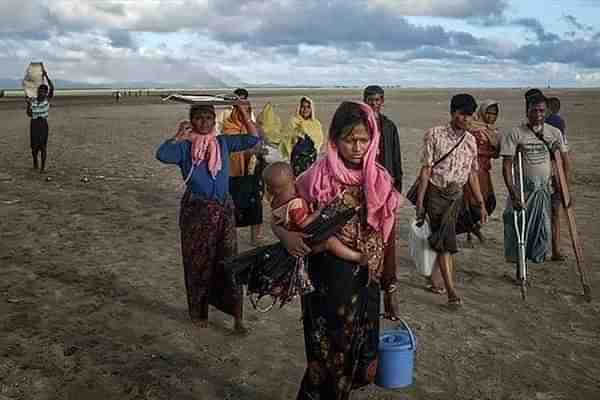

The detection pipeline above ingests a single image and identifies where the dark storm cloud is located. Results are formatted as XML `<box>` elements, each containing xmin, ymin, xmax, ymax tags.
<box><xmin>2</xmin><ymin>31</ymin><xmax>51</xmax><ymax>41</ymax></box>
<box><xmin>446</xmin><ymin>0</ymin><xmax>507</xmax><ymax>18</ymax></box>
<box><xmin>563</xmin><ymin>14</ymin><xmax>594</xmax><ymax>32</ymax></box>
<box><xmin>211</xmin><ymin>0</ymin><xmax>495</xmax><ymax>59</ymax></box>
<box><xmin>406</xmin><ymin>46</ymin><xmax>478</xmax><ymax>61</ymax></box>
<box><xmin>1</xmin><ymin>0</ymin><xmax>599</xmax><ymax>82</ymax></box>
<box><xmin>466</xmin><ymin>14</ymin><xmax>600</xmax><ymax>68</ymax></box>
<box><xmin>108</xmin><ymin>30</ymin><xmax>137</xmax><ymax>49</ymax></box>
<box><xmin>511</xmin><ymin>18</ymin><xmax>560</xmax><ymax>42</ymax></box>
<box><xmin>512</xmin><ymin>39</ymin><xmax>600</xmax><ymax>68</ymax></box>
<box><xmin>471</xmin><ymin>15</ymin><xmax>563</xmax><ymax>42</ymax></box>
<box><xmin>209</xmin><ymin>0</ymin><xmax>508</xmax><ymax>20</ymax></box>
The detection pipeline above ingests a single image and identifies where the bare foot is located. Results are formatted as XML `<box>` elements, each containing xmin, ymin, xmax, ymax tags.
<box><xmin>233</xmin><ymin>320</ymin><xmax>250</xmax><ymax>335</ymax></box>
<box><xmin>447</xmin><ymin>294</ymin><xmax>463</xmax><ymax>308</ymax></box>
<box><xmin>191</xmin><ymin>319</ymin><xmax>208</xmax><ymax>328</ymax></box>
<box><xmin>465</xmin><ymin>234</ymin><xmax>475</xmax><ymax>249</ymax></box>
<box><xmin>473</xmin><ymin>228</ymin><xmax>486</xmax><ymax>244</ymax></box>
<box><xmin>425</xmin><ymin>284</ymin><xmax>446</xmax><ymax>295</ymax></box>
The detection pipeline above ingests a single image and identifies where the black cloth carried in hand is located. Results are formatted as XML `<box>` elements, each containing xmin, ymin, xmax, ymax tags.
<box><xmin>222</xmin><ymin>202</ymin><xmax>358</xmax><ymax>310</ymax></box>
<box><xmin>290</xmin><ymin>134</ymin><xmax>317</xmax><ymax>177</ymax></box>
<box><xmin>229</xmin><ymin>157</ymin><xmax>266</xmax><ymax>227</ymax></box>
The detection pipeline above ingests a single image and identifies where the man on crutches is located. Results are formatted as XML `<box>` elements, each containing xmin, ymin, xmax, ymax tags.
<box><xmin>501</xmin><ymin>90</ymin><xmax>568</xmax><ymax>297</ymax></box>
<box><xmin>512</xmin><ymin>147</ymin><xmax>528</xmax><ymax>298</ymax></box>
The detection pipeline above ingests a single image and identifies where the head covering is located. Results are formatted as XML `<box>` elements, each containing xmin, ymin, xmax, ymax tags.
<box><xmin>177</xmin><ymin>111</ymin><xmax>222</xmax><ymax>178</ymax></box>
<box><xmin>451</xmin><ymin>94</ymin><xmax>477</xmax><ymax>114</ymax></box>
<box><xmin>222</xmin><ymin>106</ymin><xmax>249</xmax><ymax>135</ymax></box>
<box><xmin>296</xmin><ymin>101</ymin><xmax>404</xmax><ymax>243</ymax></box>
<box><xmin>222</xmin><ymin>106</ymin><xmax>253</xmax><ymax>177</ymax></box>
<box><xmin>476</xmin><ymin>100</ymin><xmax>499</xmax><ymax>123</ymax></box>
<box><xmin>470</xmin><ymin>99</ymin><xmax>500</xmax><ymax>148</ymax></box>
<box><xmin>257</xmin><ymin>102</ymin><xmax>283</xmax><ymax>145</ymax></box>
<box><xmin>280</xmin><ymin>96</ymin><xmax>324</xmax><ymax>160</ymax></box>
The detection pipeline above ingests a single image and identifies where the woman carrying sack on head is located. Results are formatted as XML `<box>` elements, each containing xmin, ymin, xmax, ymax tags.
<box><xmin>280</xmin><ymin>96</ymin><xmax>324</xmax><ymax>177</ymax></box>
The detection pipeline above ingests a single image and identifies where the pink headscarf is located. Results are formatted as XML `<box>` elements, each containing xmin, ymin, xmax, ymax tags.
<box><xmin>176</xmin><ymin>119</ymin><xmax>222</xmax><ymax>178</ymax></box>
<box><xmin>296</xmin><ymin>101</ymin><xmax>404</xmax><ymax>243</ymax></box>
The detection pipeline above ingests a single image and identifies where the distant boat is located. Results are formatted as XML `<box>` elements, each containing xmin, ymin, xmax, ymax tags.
<box><xmin>161</xmin><ymin>93</ymin><xmax>239</xmax><ymax>106</ymax></box>
<box><xmin>0</xmin><ymin>88</ymin><xmax>229</xmax><ymax>98</ymax></box>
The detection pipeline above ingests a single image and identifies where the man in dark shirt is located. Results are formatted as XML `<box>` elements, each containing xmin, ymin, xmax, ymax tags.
<box><xmin>545</xmin><ymin>96</ymin><xmax>571</xmax><ymax>261</ymax></box>
<box><xmin>363</xmin><ymin>85</ymin><xmax>403</xmax><ymax>191</ymax></box>
<box><xmin>363</xmin><ymin>85</ymin><xmax>403</xmax><ymax>313</ymax></box>
<box><xmin>545</xmin><ymin>97</ymin><xmax>567</xmax><ymax>145</ymax></box>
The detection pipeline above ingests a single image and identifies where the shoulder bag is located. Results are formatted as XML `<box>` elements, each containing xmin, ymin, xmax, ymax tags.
<box><xmin>406</xmin><ymin>132</ymin><xmax>467</xmax><ymax>205</ymax></box>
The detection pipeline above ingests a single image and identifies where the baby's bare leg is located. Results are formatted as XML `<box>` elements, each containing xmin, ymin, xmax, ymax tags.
<box><xmin>324</xmin><ymin>237</ymin><xmax>363</xmax><ymax>263</ymax></box>
<box><xmin>311</xmin><ymin>242</ymin><xmax>327</xmax><ymax>254</ymax></box>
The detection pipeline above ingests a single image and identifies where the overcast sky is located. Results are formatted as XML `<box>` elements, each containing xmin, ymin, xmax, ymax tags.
<box><xmin>1</xmin><ymin>0</ymin><xmax>600</xmax><ymax>87</ymax></box>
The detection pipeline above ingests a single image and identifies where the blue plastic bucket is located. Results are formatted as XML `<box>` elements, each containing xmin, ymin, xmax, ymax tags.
<box><xmin>375</xmin><ymin>319</ymin><xmax>417</xmax><ymax>389</ymax></box>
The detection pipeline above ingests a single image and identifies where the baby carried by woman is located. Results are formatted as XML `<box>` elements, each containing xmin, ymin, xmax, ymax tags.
<box><xmin>223</xmin><ymin>161</ymin><xmax>367</xmax><ymax>310</ymax></box>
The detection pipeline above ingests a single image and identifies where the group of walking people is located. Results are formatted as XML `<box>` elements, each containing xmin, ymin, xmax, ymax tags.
<box><xmin>152</xmin><ymin>84</ymin><xmax>572</xmax><ymax>398</ymax></box>
<box><xmin>156</xmin><ymin>88</ymin><xmax>404</xmax><ymax>398</ymax></box>
<box><xmin>24</xmin><ymin>72</ymin><xmax>571</xmax><ymax>398</ymax></box>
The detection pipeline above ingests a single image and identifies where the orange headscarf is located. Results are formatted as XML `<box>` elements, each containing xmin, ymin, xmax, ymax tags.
<box><xmin>222</xmin><ymin>107</ymin><xmax>252</xmax><ymax>177</ymax></box>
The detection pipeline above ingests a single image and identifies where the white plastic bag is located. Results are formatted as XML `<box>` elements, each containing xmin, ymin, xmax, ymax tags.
<box><xmin>263</xmin><ymin>143</ymin><xmax>285</xmax><ymax>164</ymax></box>
<box><xmin>408</xmin><ymin>219</ymin><xmax>437</xmax><ymax>277</ymax></box>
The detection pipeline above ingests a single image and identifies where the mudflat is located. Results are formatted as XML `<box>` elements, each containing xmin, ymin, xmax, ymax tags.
<box><xmin>1</xmin><ymin>89</ymin><xmax>599</xmax><ymax>400</ymax></box>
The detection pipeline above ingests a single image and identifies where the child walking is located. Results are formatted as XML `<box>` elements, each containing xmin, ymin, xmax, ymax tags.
<box><xmin>26</xmin><ymin>65</ymin><xmax>54</xmax><ymax>173</ymax></box>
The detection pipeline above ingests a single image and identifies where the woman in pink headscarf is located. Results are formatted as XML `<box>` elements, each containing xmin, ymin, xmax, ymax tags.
<box><xmin>156</xmin><ymin>102</ymin><xmax>261</xmax><ymax>334</ymax></box>
<box><xmin>273</xmin><ymin>101</ymin><xmax>404</xmax><ymax>399</ymax></box>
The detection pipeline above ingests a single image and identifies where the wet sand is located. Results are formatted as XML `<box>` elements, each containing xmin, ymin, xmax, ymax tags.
<box><xmin>1</xmin><ymin>89</ymin><xmax>599</xmax><ymax>399</ymax></box>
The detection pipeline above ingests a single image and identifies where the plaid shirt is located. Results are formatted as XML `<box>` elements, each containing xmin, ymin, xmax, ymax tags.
<box><xmin>421</xmin><ymin>124</ymin><xmax>479</xmax><ymax>188</ymax></box>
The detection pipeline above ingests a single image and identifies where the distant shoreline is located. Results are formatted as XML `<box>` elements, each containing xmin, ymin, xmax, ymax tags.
<box><xmin>2</xmin><ymin>86</ymin><xmax>600</xmax><ymax>99</ymax></box>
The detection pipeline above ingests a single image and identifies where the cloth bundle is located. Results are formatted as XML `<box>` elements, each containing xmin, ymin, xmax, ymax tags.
<box><xmin>222</xmin><ymin>202</ymin><xmax>358</xmax><ymax>311</ymax></box>
<box><xmin>23</xmin><ymin>62</ymin><xmax>44</xmax><ymax>99</ymax></box>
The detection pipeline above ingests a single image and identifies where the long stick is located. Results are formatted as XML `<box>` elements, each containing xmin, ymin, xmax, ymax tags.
<box><xmin>552</xmin><ymin>149</ymin><xmax>592</xmax><ymax>301</ymax></box>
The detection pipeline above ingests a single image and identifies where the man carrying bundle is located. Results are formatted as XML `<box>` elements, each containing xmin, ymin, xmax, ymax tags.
<box><xmin>501</xmin><ymin>90</ymin><xmax>569</xmax><ymax>266</ymax></box>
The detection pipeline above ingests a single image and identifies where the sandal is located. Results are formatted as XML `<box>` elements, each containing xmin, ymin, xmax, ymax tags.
<box><xmin>447</xmin><ymin>296</ymin><xmax>463</xmax><ymax>308</ymax></box>
<box><xmin>551</xmin><ymin>254</ymin><xmax>567</xmax><ymax>262</ymax></box>
<box><xmin>425</xmin><ymin>284</ymin><xmax>446</xmax><ymax>295</ymax></box>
